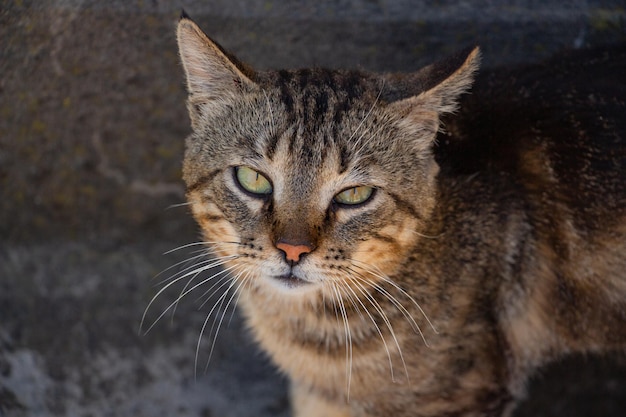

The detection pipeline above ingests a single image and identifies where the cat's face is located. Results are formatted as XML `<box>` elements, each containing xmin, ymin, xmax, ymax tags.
<box><xmin>184</xmin><ymin>73</ymin><xmax>437</xmax><ymax>296</ymax></box>
<box><xmin>177</xmin><ymin>18</ymin><xmax>478</xmax><ymax>299</ymax></box>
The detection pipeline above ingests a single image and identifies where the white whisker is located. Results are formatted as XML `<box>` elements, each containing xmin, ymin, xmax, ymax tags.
<box><xmin>406</xmin><ymin>229</ymin><xmax>444</xmax><ymax>239</ymax></box>
<box><xmin>227</xmin><ymin>268</ymin><xmax>254</xmax><ymax>328</ymax></box>
<box><xmin>203</xmin><ymin>268</ymin><xmax>252</xmax><ymax>373</ymax></box>
<box><xmin>158</xmin><ymin>255</ymin><xmax>236</xmax><ymax>291</ymax></box>
<box><xmin>166</xmin><ymin>201</ymin><xmax>191</xmax><ymax>209</ymax></box>
<box><xmin>350</xmin><ymin>259</ymin><xmax>438</xmax><ymax>338</ymax></box>
<box><xmin>353</xmin><ymin>113</ymin><xmax>390</xmax><ymax>156</ymax></box>
<box><xmin>342</xmin><ymin>270</ymin><xmax>409</xmax><ymax>382</ymax></box>
<box><xmin>155</xmin><ymin>255</ymin><xmax>217</xmax><ymax>287</ymax></box>
<box><xmin>348</xmin><ymin>79</ymin><xmax>386</xmax><ymax>149</ymax></box>
<box><xmin>154</xmin><ymin>252</ymin><xmax>208</xmax><ymax>282</ymax></box>
<box><xmin>194</xmin><ymin>272</ymin><xmax>242</xmax><ymax>379</ymax></box>
<box><xmin>263</xmin><ymin>89</ymin><xmax>276</xmax><ymax>136</ymax></box>
<box><xmin>352</xmin><ymin>268</ymin><xmax>428</xmax><ymax>347</ymax></box>
<box><xmin>344</xmin><ymin>274</ymin><xmax>398</xmax><ymax>382</ymax></box>
<box><xmin>140</xmin><ymin>256</ymin><xmax>239</xmax><ymax>334</ymax></box>
<box><xmin>329</xmin><ymin>282</ymin><xmax>353</xmax><ymax>398</ymax></box>
<box><xmin>163</xmin><ymin>240</ymin><xmax>241</xmax><ymax>255</ymax></box>
<box><xmin>349</xmin><ymin>266</ymin><xmax>431</xmax><ymax>349</ymax></box>
<box><xmin>194</xmin><ymin>269</ymin><xmax>237</xmax><ymax>307</ymax></box>
<box><xmin>170</xmin><ymin>259</ymin><xmax>214</xmax><ymax>323</ymax></box>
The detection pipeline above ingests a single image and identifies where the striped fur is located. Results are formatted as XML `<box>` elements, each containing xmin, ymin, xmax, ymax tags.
<box><xmin>170</xmin><ymin>16</ymin><xmax>626</xmax><ymax>417</ymax></box>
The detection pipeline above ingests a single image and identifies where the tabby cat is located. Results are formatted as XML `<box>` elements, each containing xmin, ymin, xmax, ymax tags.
<box><xmin>172</xmin><ymin>15</ymin><xmax>626</xmax><ymax>417</ymax></box>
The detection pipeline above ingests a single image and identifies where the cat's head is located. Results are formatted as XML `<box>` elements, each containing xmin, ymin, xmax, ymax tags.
<box><xmin>176</xmin><ymin>17</ymin><xmax>479</xmax><ymax>298</ymax></box>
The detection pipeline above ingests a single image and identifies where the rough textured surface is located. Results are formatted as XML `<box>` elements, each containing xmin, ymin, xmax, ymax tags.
<box><xmin>1</xmin><ymin>1</ymin><xmax>625</xmax><ymax>416</ymax></box>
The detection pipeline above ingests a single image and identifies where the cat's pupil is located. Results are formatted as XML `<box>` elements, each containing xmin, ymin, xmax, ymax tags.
<box><xmin>334</xmin><ymin>185</ymin><xmax>374</xmax><ymax>206</ymax></box>
<box><xmin>235</xmin><ymin>166</ymin><xmax>272</xmax><ymax>195</ymax></box>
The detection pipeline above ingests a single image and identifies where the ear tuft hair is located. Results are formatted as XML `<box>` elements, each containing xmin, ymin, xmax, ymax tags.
<box><xmin>176</xmin><ymin>18</ymin><xmax>257</xmax><ymax>128</ymax></box>
<box><xmin>386</xmin><ymin>47</ymin><xmax>480</xmax><ymax>149</ymax></box>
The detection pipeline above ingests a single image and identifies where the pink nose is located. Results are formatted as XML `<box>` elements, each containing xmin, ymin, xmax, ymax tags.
<box><xmin>276</xmin><ymin>242</ymin><xmax>313</xmax><ymax>262</ymax></box>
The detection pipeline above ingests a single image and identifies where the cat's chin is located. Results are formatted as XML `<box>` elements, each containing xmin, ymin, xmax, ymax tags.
<box><xmin>271</xmin><ymin>273</ymin><xmax>312</xmax><ymax>290</ymax></box>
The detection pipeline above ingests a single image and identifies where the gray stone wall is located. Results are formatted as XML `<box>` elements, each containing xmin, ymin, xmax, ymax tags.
<box><xmin>1</xmin><ymin>1</ymin><xmax>625</xmax><ymax>416</ymax></box>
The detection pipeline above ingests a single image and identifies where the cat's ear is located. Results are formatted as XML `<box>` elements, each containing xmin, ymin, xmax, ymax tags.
<box><xmin>177</xmin><ymin>16</ymin><xmax>256</xmax><ymax>127</ymax></box>
<box><xmin>388</xmin><ymin>47</ymin><xmax>480</xmax><ymax>147</ymax></box>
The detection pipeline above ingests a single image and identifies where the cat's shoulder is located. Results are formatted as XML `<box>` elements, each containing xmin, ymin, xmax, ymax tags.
<box><xmin>436</xmin><ymin>43</ymin><xmax>626</xmax><ymax>230</ymax></box>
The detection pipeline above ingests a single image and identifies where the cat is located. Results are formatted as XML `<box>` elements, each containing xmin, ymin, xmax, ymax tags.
<box><xmin>172</xmin><ymin>14</ymin><xmax>626</xmax><ymax>417</ymax></box>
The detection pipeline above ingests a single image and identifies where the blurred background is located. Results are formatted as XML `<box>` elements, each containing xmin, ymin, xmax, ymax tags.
<box><xmin>1</xmin><ymin>1</ymin><xmax>625</xmax><ymax>416</ymax></box>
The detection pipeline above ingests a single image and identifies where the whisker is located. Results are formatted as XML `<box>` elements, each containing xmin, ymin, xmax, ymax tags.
<box><xmin>330</xmin><ymin>282</ymin><xmax>353</xmax><ymax>398</ymax></box>
<box><xmin>166</xmin><ymin>201</ymin><xmax>191</xmax><ymax>209</ymax></box>
<box><xmin>262</xmin><ymin>89</ymin><xmax>276</xmax><ymax>136</ymax></box>
<box><xmin>406</xmin><ymin>229</ymin><xmax>444</xmax><ymax>240</ymax></box>
<box><xmin>141</xmin><ymin>245</ymin><xmax>235</xmax><ymax>332</ymax></box>
<box><xmin>337</xmin><ymin>282</ymin><xmax>366</xmax><ymax>322</ymax></box>
<box><xmin>350</xmin><ymin>259</ymin><xmax>438</xmax><ymax>338</ymax></box>
<box><xmin>348</xmin><ymin>265</ymin><xmax>431</xmax><ymax>349</ymax></box>
<box><xmin>194</xmin><ymin>265</ymin><xmax>251</xmax><ymax>376</ymax></box>
<box><xmin>321</xmin><ymin>282</ymin><xmax>328</xmax><ymax>318</ymax></box>
<box><xmin>154</xmin><ymin>252</ymin><xmax>208</xmax><ymax>281</ymax></box>
<box><xmin>155</xmin><ymin>242</ymin><xmax>237</xmax><ymax>285</ymax></box>
<box><xmin>170</xmin><ymin>260</ymin><xmax>212</xmax><ymax>323</ymax></box>
<box><xmin>163</xmin><ymin>240</ymin><xmax>241</xmax><ymax>255</ymax></box>
<box><xmin>341</xmin><ymin>269</ymin><xmax>408</xmax><ymax>382</ymax></box>
<box><xmin>348</xmin><ymin>78</ymin><xmax>386</xmax><ymax>149</ymax></box>
<box><xmin>227</xmin><ymin>267</ymin><xmax>254</xmax><ymax>328</ymax></box>
<box><xmin>140</xmin><ymin>258</ymin><xmax>239</xmax><ymax>334</ymax></box>
<box><xmin>194</xmin><ymin>272</ymin><xmax>242</xmax><ymax>379</ymax></box>
<box><xmin>155</xmin><ymin>255</ymin><xmax>218</xmax><ymax>287</ymax></box>
<box><xmin>204</xmin><ymin>267</ymin><xmax>252</xmax><ymax>373</ymax></box>
<box><xmin>353</xmin><ymin>115</ymin><xmax>390</xmax><ymax>156</ymax></box>
<box><xmin>157</xmin><ymin>255</ymin><xmax>236</xmax><ymax>288</ymax></box>
<box><xmin>195</xmin><ymin>268</ymin><xmax>238</xmax><ymax>307</ymax></box>
<box><xmin>353</xmin><ymin>268</ymin><xmax>426</xmax><ymax>342</ymax></box>
<box><xmin>336</xmin><ymin>274</ymin><xmax>397</xmax><ymax>381</ymax></box>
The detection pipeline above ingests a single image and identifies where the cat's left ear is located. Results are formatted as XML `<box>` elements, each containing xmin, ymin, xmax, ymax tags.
<box><xmin>388</xmin><ymin>47</ymin><xmax>480</xmax><ymax>147</ymax></box>
<box><xmin>177</xmin><ymin>16</ymin><xmax>257</xmax><ymax>128</ymax></box>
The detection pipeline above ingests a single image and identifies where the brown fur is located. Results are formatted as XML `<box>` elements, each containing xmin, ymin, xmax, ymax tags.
<box><xmin>172</xmin><ymin>16</ymin><xmax>626</xmax><ymax>417</ymax></box>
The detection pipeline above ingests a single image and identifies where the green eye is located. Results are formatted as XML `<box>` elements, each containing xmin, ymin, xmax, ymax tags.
<box><xmin>235</xmin><ymin>166</ymin><xmax>273</xmax><ymax>195</ymax></box>
<box><xmin>334</xmin><ymin>186</ymin><xmax>374</xmax><ymax>206</ymax></box>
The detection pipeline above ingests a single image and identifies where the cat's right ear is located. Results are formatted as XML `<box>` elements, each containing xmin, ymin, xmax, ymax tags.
<box><xmin>386</xmin><ymin>47</ymin><xmax>480</xmax><ymax>150</ymax></box>
<box><xmin>177</xmin><ymin>16</ymin><xmax>256</xmax><ymax>128</ymax></box>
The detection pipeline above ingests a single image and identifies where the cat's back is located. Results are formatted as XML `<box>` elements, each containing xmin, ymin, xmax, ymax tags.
<box><xmin>433</xmin><ymin>44</ymin><xmax>626</xmax><ymax>355</ymax></box>
<box><xmin>437</xmin><ymin>43</ymin><xmax>626</xmax><ymax>235</ymax></box>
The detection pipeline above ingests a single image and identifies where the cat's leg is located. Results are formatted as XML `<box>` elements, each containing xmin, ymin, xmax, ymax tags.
<box><xmin>291</xmin><ymin>383</ymin><xmax>352</xmax><ymax>417</ymax></box>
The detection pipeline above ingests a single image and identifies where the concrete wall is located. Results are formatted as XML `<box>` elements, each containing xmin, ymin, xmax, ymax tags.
<box><xmin>1</xmin><ymin>1</ymin><xmax>625</xmax><ymax>416</ymax></box>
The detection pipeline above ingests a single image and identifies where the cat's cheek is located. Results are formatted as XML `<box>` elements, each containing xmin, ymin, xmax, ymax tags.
<box><xmin>352</xmin><ymin>217</ymin><xmax>420</xmax><ymax>278</ymax></box>
<box><xmin>187</xmin><ymin>192</ymin><xmax>241</xmax><ymax>257</ymax></box>
<box><xmin>351</xmin><ymin>241</ymin><xmax>402</xmax><ymax>278</ymax></box>
<box><xmin>199</xmin><ymin>219</ymin><xmax>238</xmax><ymax>253</ymax></box>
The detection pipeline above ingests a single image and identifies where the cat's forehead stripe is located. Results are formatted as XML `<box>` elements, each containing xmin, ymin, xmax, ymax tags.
<box><xmin>264</xmin><ymin>68</ymin><xmax>376</xmax><ymax>169</ymax></box>
<box><xmin>271</xmin><ymin>68</ymin><xmax>373</xmax><ymax>122</ymax></box>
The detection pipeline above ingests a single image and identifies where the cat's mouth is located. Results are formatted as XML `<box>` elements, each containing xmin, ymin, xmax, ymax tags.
<box><xmin>273</xmin><ymin>273</ymin><xmax>310</xmax><ymax>289</ymax></box>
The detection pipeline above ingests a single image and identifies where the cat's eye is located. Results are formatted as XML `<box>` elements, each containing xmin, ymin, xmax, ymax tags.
<box><xmin>333</xmin><ymin>186</ymin><xmax>374</xmax><ymax>206</ymax></box>
<box><xmin>235</xmin><ymin>166</ymin><xmax>273</xmax><ymax>196</ymax></box>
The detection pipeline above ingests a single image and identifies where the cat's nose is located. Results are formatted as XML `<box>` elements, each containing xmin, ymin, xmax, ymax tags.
<box><xmin>276</xmin><ymin>241</ymin><xmax>313</xmax><ymax>263</ymax></box>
